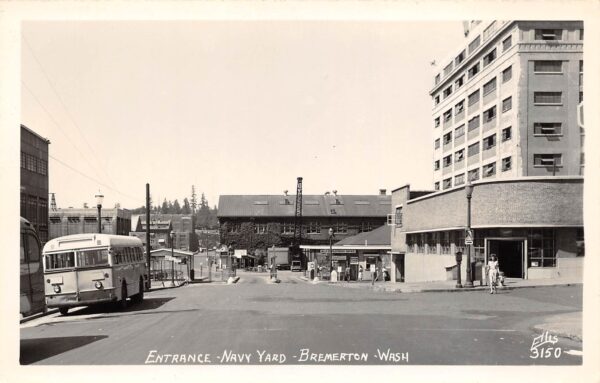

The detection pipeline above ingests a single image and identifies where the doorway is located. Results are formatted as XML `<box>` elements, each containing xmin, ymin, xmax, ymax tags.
<box><xmin>487</xmin><ymin>239</ymin><xmax>525</xmax><ymax>278</ymax></box>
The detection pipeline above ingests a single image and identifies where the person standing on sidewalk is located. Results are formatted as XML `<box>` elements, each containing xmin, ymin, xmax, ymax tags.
<box><xmin>358</xmin><ymin>265</ymin><xmax>363</xmax><ymax>282</ymax></box>
<box><xmin>487</xmin><ymin>254</ymin><xmax>500</xmax><ymax>294</ymax></box>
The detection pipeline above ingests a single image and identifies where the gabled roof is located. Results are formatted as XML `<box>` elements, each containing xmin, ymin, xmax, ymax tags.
<box><xmin>334</xmin><ymin>224</ymin><xmax>391</xmax><ymax>246</ymax></box>
<box><xmin>218</xmin><ymin>195</ymin><xmax>391</xmax><ymax>218</ymax></box>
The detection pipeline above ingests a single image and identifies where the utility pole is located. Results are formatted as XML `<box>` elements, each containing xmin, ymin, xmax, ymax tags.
<box><xmin>146</xmin><ymin>183</ymin><xmax>151</xmax><ymax>290</ymax></box>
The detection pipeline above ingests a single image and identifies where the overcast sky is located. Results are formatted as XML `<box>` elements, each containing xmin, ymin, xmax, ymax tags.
<box><xmin>21</xmin><ymin>20</ymin><xmax>465</xmax><ymax>209</ymax></box>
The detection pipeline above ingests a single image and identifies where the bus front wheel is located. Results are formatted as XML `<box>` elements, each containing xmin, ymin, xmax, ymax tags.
<box><xmin>58</xmin><ymin>307</ymin><xmax>69</xmax><ymax>316</ymax></box>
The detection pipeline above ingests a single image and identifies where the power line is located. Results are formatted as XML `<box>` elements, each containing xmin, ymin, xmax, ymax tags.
<box><xmin>22</xmin><ymin>34</ymin><xmax>119</xmax><ymax>190</ymax></box>
<box><xmin>49</xmin><ymin>154</ymin><xmax>140</xmax><ymax>202</ymax></box>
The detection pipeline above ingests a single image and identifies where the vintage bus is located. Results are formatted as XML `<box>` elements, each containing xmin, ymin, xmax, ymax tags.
<box><xmin>20</xmin><ymin>217</ymin><xmax>46</xmax><ymax>317</ymax></box>
<box><xmin>43</xmin><ymin>234</ymin><xmax>147</xmax><ymax>315</ymax></box>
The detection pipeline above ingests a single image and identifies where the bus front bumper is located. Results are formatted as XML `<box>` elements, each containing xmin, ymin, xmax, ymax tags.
<box><xmin>46</xmin><ymin>288</ymin><xmax>117</xmax><ymax>308</ymax></box>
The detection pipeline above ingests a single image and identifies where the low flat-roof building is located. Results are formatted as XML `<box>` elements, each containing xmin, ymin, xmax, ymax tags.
<box><xmin>390</xmin><ymin>176</ymin><xmax>583</xmax><ymax>283</ymax></box>
<box><xmin>49</xmin><ymin>208</ymin><xmax>131</xmax><ymax>240</ymax></box>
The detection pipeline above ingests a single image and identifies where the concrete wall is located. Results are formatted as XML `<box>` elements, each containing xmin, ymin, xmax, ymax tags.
<box><xmin>404</xmin><ymin>253</ymin><xmax>470</xmax><ymax>283</ymax></box>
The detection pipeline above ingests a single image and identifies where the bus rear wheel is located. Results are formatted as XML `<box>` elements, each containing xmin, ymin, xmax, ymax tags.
<box><xmin>132</xmin><ymin>278</ymin><xmax>144</xmax><ymax>304</ymax></box>
<box><xmin>118</xmin><ymin>283</ymin><xmax>128</xmax><ymax>310</ymax></box>
<box><xmin>58</xmin><ymin>307</ymin><xmax>69</xmax><ymax>316</ymax></box>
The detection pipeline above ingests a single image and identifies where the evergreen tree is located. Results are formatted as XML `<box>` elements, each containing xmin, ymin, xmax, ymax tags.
<box><xmin>173</xmin><ymin>199</ymin><xmax>182</xmax><ymax>214</ymax></box>
<box><xmin>161</xmin><ymin>198</ymin><xmax>169</xmax><ymax>214</ymax></box>
<box><xmin>190</xmin><ymin>186</ymin><xmax>197</xmax><ymax>214</ymax></box>
<box><xmin>167</xmin><ymin>200</ymin><xmax>174</xmax><ymax>213</ymax></box>
<box><xmin>182</xmin><ymin>198</ymin><xmax>191</xmax><ymax>214</ymax></box>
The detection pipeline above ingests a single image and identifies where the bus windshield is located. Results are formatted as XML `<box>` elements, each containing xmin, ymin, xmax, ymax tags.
<box><xmin>77</xmin><ymin>249</ymin><xmax>109</xmax><ymax>268</ymax></box>
<box><xmin>45</xmin><ymin>249</ymin><xmax>109</xmax><ymax>270</ymax></box>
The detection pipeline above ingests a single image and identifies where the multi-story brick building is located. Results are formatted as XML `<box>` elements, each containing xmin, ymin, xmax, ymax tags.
<box><xmin>131</xmin><ymin>214</ymin><xmax>198</xmax><ymax>252</ymax></box>
<box><xmin>218</xmin><ymin>191</ymin><xmax>391</xmax><ymax>255</ymax></box>
<box><xmin>430</xmin><ymin>20</ymin><xmax>583</xmax><ymax>190</ymax></box>
<box><xmin>20</xmin><ymin>125</ymin><xmax>50</xmax><ymax>244</ymax></box>
<box><xmin>389</xmin><ymin>21</ymin><xmax>584</xmax><ymax>284</ymax></box>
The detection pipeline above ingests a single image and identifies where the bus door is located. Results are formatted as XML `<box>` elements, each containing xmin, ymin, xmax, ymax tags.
<box><xmin>21</xmin><ymin>231</ymin><xmax>45</xmax><ymax>314</ymax></box>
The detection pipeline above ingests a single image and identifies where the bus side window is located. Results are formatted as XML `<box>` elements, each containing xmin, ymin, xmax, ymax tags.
<box><xmin>27</xmin><ymin>234</ymin><xmax>40</xmax><ymax>262</ymax></box>
<box><xmin>20</xmin><ymin>234</ymin><xmax>26</xmax><ymax>264</ymax></box>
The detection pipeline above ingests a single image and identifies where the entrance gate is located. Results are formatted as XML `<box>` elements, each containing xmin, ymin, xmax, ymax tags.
<box><xmin>485</xmin><ymin>238</ymin><xmax>527</xmax><ymax>279</ymax></box>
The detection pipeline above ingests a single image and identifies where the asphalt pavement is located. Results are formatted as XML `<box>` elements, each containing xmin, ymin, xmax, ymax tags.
<box><xmin>20</xmin><ymin>271</ymin><xmax>583</xmax><ymax>365</ymax></box>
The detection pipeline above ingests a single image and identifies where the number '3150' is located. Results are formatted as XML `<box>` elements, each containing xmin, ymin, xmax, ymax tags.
<box><xmin>530</xmin><ymin>347</ymin><xmax>562</xmax><ymax>359</ymax></box>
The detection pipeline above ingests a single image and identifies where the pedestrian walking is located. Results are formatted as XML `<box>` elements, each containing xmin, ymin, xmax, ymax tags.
<box><xmin>345</xmin><ymin>266</ymin><xmax>351</xmax><ymax>282</ymax></box>
<box><xmin>487</xmin><ymin>254</ymin><xmax>500</xmax><ymax>294</ymax></box>
<box><xmin>358</xmin><ymin>266</ymin><xmax>363</xmax><ymax>281</ymax></box>
<box><xmin>371</xmin><ymin>265</ymin><xmax>377</xmax><ymax>286</ymax></box>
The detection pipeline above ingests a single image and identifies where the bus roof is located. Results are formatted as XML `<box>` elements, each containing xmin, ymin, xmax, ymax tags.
<box><xmin>43</xmin><ymin>234</ymin><xmax>142</xmax><ymax>253</ymax></box>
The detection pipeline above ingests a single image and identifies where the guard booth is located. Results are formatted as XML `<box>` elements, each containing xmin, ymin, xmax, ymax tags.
<box><xmin>150</xmin><ymin>248</ymin><xmax>194</xmax><ymax>282</ymax></box>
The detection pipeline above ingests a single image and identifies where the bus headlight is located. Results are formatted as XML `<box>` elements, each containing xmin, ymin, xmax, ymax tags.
<box><xmin>94</xmin><ymin>281</ymin><xmax>103</xmax><ymax>289</ymax></box>
<box><xmin>53</xmin><ymin>285</ymin><xmax>61</xmax><ymax>293</ymax></box>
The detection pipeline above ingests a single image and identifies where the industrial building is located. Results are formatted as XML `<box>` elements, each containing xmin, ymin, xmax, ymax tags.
<box><xmin>49</xmin><ymin>207</ymin><xmax>132</xmax><ymax>240</ymax></box>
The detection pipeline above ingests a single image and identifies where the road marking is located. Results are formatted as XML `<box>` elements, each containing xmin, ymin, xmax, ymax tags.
<box><xmin>564</xmin><ymin>350</ymin><xmax>583</xmax><ymax>356</ymax></box>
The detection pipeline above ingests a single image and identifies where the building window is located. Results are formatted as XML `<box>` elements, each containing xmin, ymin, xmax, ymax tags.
<box><xmin>38</xmin><ymin>159</ymin><xmax>48</xmax><ymax>176</ymax></box>
<box><xmin>435</xmin><ymin>73</ymin><xmax>441</xmax><ymax>85</ymax></box>
<box><xmin>434</xmin><ymin>117</ymin><xmax>440</xmax><ymax>128</ymax></box>
<box><xmin>443</xmin><ymin>109</ymin><xmax>452</xmax><ymax>122</ymax></box>
<box><xmin>579</xmin><ymin>28</ymin><xmax>584</xmax><ymax>40</ymax></box>
<box><xmin>307</xmin><ymin>222</ymin><xmax>321</xmax><ymax>234</ymax></box>
<box><xmin>535</xmin><ymin>29</ymin><xmax>562</xmax><ymax>41</ymax></box>
<box><xmin>434</xmin><ymin>182</ymin><xmax>440</xmax><ymax>191</ymax></box>
<box><xmin>443</xmin><ymin>132</ymin><xmax>452</xmax><ymax>145</ymax></box>
<box><xmin>254</xmin><ymin>223</ymin><xmax>268</xmax><ymax>234</ymax></box>
<box><xmin>455</xmin><ymin>149</ymin><xmax>465</xmax><ymax>163</ymax></box>
<box><xmin>502</xmin><ymin>126</ymin><xmax>512</xmax><ymax>141</ymax></box>
<box><xmin>534</xmin><ymin>60</ymin><xmax>562</xmax><ymax>73</ymax></box>
<box><xmin>502</xmin><ymin>156</ymin><xmax>512</xmax><ymax>171</ymax></box>
<box><xmin>443</xmin><ymin>85</ymin><xmax>453</xmax><ymax>99</ymax></box>
<box><xmin>534</xmin><ymin>154</ymin><xmax>562</xmax><ymax>167</ymax></box>
<box><xmin>502</xmin><ymin>96</ymin><xmax>512</xmax><ymax>113</ymax></box>
<box><xmin>468</xmin><ymin>116</ymin><xmax>480</xmax><ymax>132</ymax></box>
<box><xmin>454</xmin><ymin>173</ymin><xmax>465</xmax><ymax>186</ymax></box>
<box><xmin>334</xmin><ymin>222</ymin><xmax>348</xmax><ymax>234</ymax></box>
<box><xmin>455</xmin><ymin>100</ymin><xmax>465</xmax><ymax>114</ymax></box>
<box><xmin>483</xmin><ymin>162</ymin><xmax>496</xmax><ymax>178</ymax></box>
<box><xmin>21</xmin><ymin>152</ymin><xmax>26</xmax><ymax>169</ymax></box>
<box><xmin>483</xmin><ymin>21</ymin><xmax>497</xmax><ymax>40</ymax></box>
<box><xmin>579</xmin><ymin>91</ymin><xmax>583</xmax><ymax>103</ymax></box>
<box><xmin>468</xmin><ymin>62</ymin><xmax>480</xmax><ymax>79</ymax></box>
<box><xmin>227</xmin><ymin>223</ymin><xmax>241</xmax><ymax>233</ymax></box>
<box><xmin>455</xmin><ymin>75</ymin><xmax>465</xmax><ymax>89</ymax></box>
<box><xmin>483</xmin><ymin>77</ymin><xmax>497</xmax><ymax>96</ymax></box>
<box><xmin>281</xmin><ymin>222</ymin><xmax>294</xmax><ymax>234</ymax></box>
<box><xmin>502</xmin><ymin>35</ymin><xmax>512</xmax><ymax>51</ymax></box>
<box><xmin>534</xmin><ymin>122</ymin><xmax>562</xmax><ymax>136</ymax></box>
<box><xmin>434</xmin><ymin>95</ymin><xmax>440</xmax><ymax>105</ymax></box>
<box><xmin>468</xmin><ymin>90</ymin><xmax>480</xmax><ymax>106</ymax></box>
<box><xmin>359</xmin><ymin>222</ymin><xmax>373</xmax><ymax>233</ymax></box>
<box><xmin>502</xmin><ymin>66</ymin><xmax>512</xmax><ymax>82</ymax></box>
<box><xmin>468</xmin><ymin>168</ymin><xmax>480</xmax><ymax>181</ymax></box>
<box><xmin>483</xmin><ymin>106</ymin><xmax>497</xmax><ymax>123</ymax></box>
<box><xmin>395</xmin><ymin>207</ymin><xmax>403</xmax><ymax>228</ymax></box>
<box><xmin>483</xmin><ymin>48</ymin><xmax>497</xmax><ymax>67</ymax></box>
<box><xmin>443</xmin><ymin>62</ymin><xmax>454</xmax><ymax>77</ymax></box>
<box><xmin>443</xmin><ymin>155</ymin><xmax>452</xmax><ymax>168</ymax></box>
<box><xmin>528</xmin><ymin>228</ymin><xmax>556</xmax><ymax>267</ymax></box>
<box><xmin>434</xmin><ymin>160</ymin><xmax>440</xmax><ymax>171</ymax></box>
<box><xmin>483</xmin><ymin>134</ymin><xmax>496</xmax><ymax>150</ymax></box>
<box><xmin>468</xmin><ymin>35</ymin><xmax>481</xmax><ymax>53</ymax></box>
<box><xmin>434</xmin><ymin>138</ymin><xmax>440</xmax><ymax>150</ymax></box>
<box><xmin>468</xmin><ymin>142</ymin><xmax>480</xmax><ymax>157</ymax></box>
<box><xmin>455</xmin><ymin>50</ymin><xmax>466</xmax><ymax>65</ymax></box>
<box><xmin>455</xmin><ymin>124</ymin><xmax>465</xmax><ymax>139</ymax></box>
<box><xmin>443</xmin><ymin>178</ymin><xmax>452</xmax><ymax>190</ymax></box>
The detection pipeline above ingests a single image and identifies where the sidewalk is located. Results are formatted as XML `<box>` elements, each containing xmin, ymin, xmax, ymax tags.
<box><xmin>299</xmin><ymin>275</ymin><xmax>581</xmax><ymax>293</ymax></box>
<box><xmin>532</xmin><ymin>311</ymin><xmax>582</xmax><ymax>342</ymax></box>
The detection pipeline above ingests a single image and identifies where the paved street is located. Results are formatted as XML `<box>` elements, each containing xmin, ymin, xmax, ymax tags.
<box><xmin>20</xmin><ymin>271</ymin><xmax>583</xmax><ymax>365</ymax></box>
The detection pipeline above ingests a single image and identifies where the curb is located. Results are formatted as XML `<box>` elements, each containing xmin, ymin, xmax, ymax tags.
<box><xmin>20</xmin><ymin>309</ymin><xmax>58</xmax><ymax>324</ymax></box>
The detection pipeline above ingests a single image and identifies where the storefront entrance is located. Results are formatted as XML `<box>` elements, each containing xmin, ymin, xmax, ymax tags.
<box><xmin>487</xmin><ymin>239</ymin><xmax>525</xmax><ymax>278</ymax></box>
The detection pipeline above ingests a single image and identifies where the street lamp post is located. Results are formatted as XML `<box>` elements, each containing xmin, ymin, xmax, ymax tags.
<box><xmin>328</xmin><ymin>228</ymin><xmax>334</xmax><ymax>276</ymax></box>
<box><xmin>95</xmin><ymin>192</ymin><xmax>104</xmax><ymax>233</ymax></box>
<box><xmin>169</xmin><ymin>230</ymin><xmax>175</xmax><ymax>287</ymax></box>
<box><xmin>464</xmin><ymin>180</ymin><xmax>474</xmax><ymax>288</ymax></box>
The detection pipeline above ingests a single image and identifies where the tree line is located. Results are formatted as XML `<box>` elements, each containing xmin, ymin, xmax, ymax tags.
<box><xmin>131</xmin><ymin>186</ymin><xmax>219</xmax><ymax>229</ymax></box>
